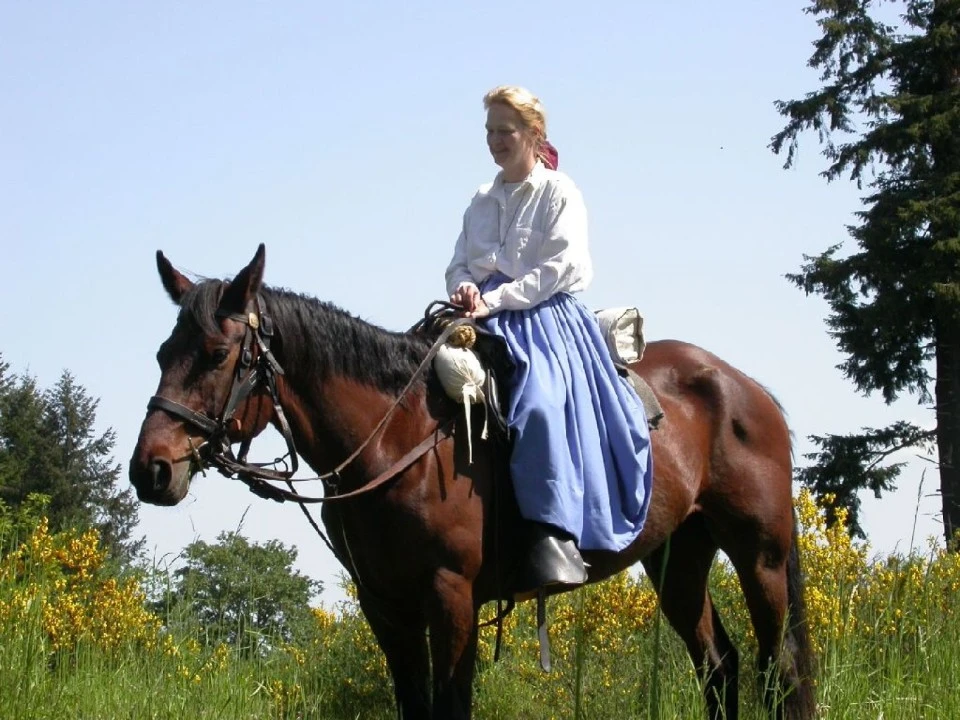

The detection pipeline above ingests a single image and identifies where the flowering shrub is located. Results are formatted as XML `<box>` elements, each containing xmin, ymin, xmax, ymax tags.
<box><xmin>0</xmin><ymin>516</ymin><xmax>159</xmax><ymax>653</ymax></box>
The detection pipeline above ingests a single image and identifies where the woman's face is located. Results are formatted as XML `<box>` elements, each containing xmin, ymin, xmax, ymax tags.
<box><xmin>486</xmin><ymin>103</ymin><xmax>537</xmax><ymax>175</ymax></box>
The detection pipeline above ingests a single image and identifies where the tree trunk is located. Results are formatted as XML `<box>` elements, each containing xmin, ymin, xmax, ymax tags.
<box><xmin>932</xmin><ymin>0</ymin><xmax>960</xmax><ymax>549</ymax></box>
<box><xmin>935</xmin><ymin>322</ymin><xmax>960</xmax><ymax>548</ymax></box>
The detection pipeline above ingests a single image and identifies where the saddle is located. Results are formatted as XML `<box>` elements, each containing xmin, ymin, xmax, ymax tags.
<box><xmin>412</xmin><ymin>304</ymin><xmax>515</xmax><ymax>443</ymax></box>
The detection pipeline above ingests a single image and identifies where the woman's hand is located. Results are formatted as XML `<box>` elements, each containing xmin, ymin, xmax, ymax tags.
<box><xmin>466</xmin><ymin>299</ymin><xmax>490</xmax><ymax>318</ymax></box>
<box><xmin>450</xmin><ymin>283</ymin><xmax>481</xmax><ymax>312</ymax></box>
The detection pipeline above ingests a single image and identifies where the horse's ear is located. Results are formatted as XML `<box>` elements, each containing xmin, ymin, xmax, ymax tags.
<box><xmin>220</xmin><ymin>244</ymin><xmax>266</xmax><ymax>314</ymax></box>
<box><xmin>156</xmin><ymin>251</ymin><xmax>194</xmax><ymax>305</ymax></box>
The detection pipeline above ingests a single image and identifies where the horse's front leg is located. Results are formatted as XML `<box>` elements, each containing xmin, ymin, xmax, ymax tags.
<box><xmin>428</xmin><ymin>568</ymin><xmax>479</xmax><ymax>719</ymax></box>
<box><xmin>359</xmin><ymin>589</ymin><xmax>431</xmax><ymax>719</ymax></box>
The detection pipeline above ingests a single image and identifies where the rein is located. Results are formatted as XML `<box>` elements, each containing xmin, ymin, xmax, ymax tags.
<box><xmin>147</xmin><ymin>297</ymin><xmax>470</xmax><ymax>505</ymax></box>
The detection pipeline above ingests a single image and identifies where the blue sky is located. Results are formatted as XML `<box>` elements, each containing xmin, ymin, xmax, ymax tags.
<box><xmin>1</xmin><ymin>1</ymin><xmax>939</xmax><ymax>607</ymax></box>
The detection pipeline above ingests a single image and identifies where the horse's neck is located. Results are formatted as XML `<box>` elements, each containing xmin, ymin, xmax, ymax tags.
<box><xmin>276</xmin><ymin>372</ymin><xmax>429</xmax><ymax>482</ymax></box>
<box><xmin>269</xmin><ymin>303</ymin><xmax>432</xmax><ymax>477</ymax></box>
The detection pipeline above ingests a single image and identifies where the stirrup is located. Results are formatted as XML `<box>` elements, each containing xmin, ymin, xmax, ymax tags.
<box><xmin>523</xmin><ymin>523</ymin><xmax>588</xmax><ymax>589</ymax></box>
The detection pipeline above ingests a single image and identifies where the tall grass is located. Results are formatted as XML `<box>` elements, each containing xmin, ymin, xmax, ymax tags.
<box><xmin>1</xmin><ymin>489</ymin><xmax>959</xmax><ymax>719</ymax></box>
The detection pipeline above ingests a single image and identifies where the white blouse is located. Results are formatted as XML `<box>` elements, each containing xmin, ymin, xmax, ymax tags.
<box><xmin>444</xmin><ymin>161</ymin><xmax>593</xmax><ymax>313</ymax></box>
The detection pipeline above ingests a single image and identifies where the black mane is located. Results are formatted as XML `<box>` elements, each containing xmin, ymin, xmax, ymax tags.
<box><xmin>178</xmin><ymin>279</ymin><xmax>434</xmax><ymax>395</ymax></box>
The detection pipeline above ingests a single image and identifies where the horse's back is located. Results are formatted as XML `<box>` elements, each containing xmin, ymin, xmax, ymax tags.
<box><xmin>635</xmin><ymin>339</ymin><xmax>791</xmax><ymax>455</ymax></box>
<box><xmin>596</xmin><ymin>339</ymin><xmax>794</xmax><ymax>567</ymax></box>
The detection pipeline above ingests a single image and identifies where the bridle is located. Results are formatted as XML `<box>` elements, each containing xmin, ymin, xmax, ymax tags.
<box><xmin>147</xmin><ymin>296</ymin><xmax>303</xmax><ymax>487</ymax></box>
<box><xmin>146</xmin><ymin>295</ymin><xmax>465</xmax><ymax>505</ymax></box>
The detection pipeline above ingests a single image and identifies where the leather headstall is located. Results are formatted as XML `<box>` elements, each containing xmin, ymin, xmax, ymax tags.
<box><xmin>147</xmin><ymin>295</ymin><xmax>300</xmax><ymax>487</ymax></box>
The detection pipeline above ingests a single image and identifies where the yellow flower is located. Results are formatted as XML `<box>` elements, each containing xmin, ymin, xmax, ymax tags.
<box><xmin>0</xmin><ymin>514</ymin><xmax>162</xmax><ymax>654</ymax></box>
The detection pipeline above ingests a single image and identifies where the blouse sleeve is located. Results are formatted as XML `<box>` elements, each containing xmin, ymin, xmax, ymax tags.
<box><xmin>481</xmin><ymin>181</ymin><xmax>592</xmax><ymax>313</ymax></box>
<box><xmin>444</xmin><ymin>206</ymin><xmax>477</xmax><ymax>297</ymax></box>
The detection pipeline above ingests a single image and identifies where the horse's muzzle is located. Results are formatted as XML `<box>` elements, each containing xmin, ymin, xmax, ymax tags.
<box><xmin>129</xmin><ymin>452</ymin><xmax>190</xmax><ymax>506</ymax></box>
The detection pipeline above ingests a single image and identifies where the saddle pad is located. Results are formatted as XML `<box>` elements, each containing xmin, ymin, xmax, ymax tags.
<box><xmin>622</xmin><ymin>366</ymin><xmax>664</xmax><ymax>429</ymax></box>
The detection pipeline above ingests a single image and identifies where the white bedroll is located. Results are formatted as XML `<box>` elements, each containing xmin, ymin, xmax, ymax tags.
<box><xmin>433</xmin><ymin>326</ymin><xmax>488</xmax><ymax>463</ymax></box>
<box><xmin>594</xmin><ymin>306</ymin><xmax>646</xmax><ymax>365</ymax></box>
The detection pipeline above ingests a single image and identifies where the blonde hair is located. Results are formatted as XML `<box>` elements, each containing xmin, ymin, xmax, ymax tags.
<box><xmin>483</xmin><ymin>85</ymin><xmax>550</xmax><ymax>162</ymax></box>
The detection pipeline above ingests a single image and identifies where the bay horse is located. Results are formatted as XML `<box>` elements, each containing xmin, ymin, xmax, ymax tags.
<box><xmin>129</xmin><ymin>245</ymin><xmax>815</xmax><ymax>720</ymax></box>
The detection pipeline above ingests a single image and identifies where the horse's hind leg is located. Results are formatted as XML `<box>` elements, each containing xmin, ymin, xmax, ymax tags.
<box><xmin>359</xmin><ymin>591</ymin><xmax>431</xmax><ymax>719</ymax></box>
<box><xmin>723</xmin><ymin>514</ymin><xmax>816</xmax><ymax>720</ymax></box>
<box><xmin>642</xmin><ymin>514</ymin><xmax>739</xmax><ymax>720</ymax></box>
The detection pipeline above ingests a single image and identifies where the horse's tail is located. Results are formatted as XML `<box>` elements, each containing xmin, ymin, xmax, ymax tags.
<box><xmin>785</xmin><ymin>506</ymin><xmax>817</xmax><ymax>718</ymax></box>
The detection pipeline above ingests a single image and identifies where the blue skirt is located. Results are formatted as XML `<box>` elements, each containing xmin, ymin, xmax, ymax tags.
<box><xmin>479</xmin><ymin>274</ymin><xmax>653</xmax><ymax>552</ymax></box>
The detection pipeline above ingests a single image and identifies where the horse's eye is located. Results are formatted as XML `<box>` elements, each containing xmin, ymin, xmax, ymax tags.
<box><xmin>211</xmin><ymin>348</ymin><xmax>230</xmax><ymax>366</ymax></box>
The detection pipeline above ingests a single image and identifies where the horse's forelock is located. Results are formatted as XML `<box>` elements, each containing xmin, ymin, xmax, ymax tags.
<box><xmin>176</xmin><ymin>279</ymin><xmax>226</xmax><ymax>337</ymax></box>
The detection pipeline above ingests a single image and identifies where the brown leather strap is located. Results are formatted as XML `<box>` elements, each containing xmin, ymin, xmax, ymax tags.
<box><xmin>239</xmin><ymin>418</ymin><xmax>455</xmax><ymax>503</ymax></box>
<box><xmin>148</xmin><ymin>395</ymin><xmax>220</xmax><ymax>435</ymax></box>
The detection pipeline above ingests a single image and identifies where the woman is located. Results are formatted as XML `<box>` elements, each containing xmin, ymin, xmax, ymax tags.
<box><xmin>445</xmin><ymin>86</ymin><xmax>653</xmax><ymax>592</ymax></box>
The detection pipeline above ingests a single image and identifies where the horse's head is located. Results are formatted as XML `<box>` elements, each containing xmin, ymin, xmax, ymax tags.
<box><xmin>129</xmin><ymin>244</ymin><xmax>277</xmax><ymax>505</ymax></box>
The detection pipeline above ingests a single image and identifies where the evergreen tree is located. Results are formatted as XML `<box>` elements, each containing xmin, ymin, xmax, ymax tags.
<box><xmin>0</xmin><ymin>362</ymin><xmax>59</xmax><ymax>507</ymax></box>
<box><xmin>772</xmin><ymin>0</ymin><xmax>960</xmax><ymax>541</ymax></box>
<box><xmin>0</xmin><ymin>355</ymin><xmax>143</xmax><ymax>563</ymax></box>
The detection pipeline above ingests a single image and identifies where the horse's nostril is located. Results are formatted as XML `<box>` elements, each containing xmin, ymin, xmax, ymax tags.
<box><xmin>150</xmin><ymin>459</ymin><xmax>172</xmax><ymax>493</ymax></box>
